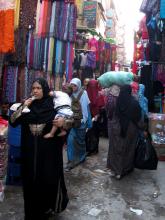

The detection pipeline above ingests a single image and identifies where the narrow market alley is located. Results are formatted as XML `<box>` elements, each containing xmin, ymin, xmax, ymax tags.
<box><xmin>0</xmin><ymin>137</ymin><xmax>165</xmax><ymax>220</ymax></box>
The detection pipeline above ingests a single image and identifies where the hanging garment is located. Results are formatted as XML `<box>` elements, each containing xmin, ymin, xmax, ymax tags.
<box><xmin>86</xmin><ymin>52</ymin><xmax>96</xmax><ymax>69</ymax></box>
<box><xmin>0</xmin><ymin>0</ymin><xmax>15</xmax><ymax>53</ymax></box>
<box><xmin>160</xmin><ymin>0</ymin><xmax>165</xmax><ymax>19</ymax></box>
<box><xmin>139</xmin><ymin>16</ymin><xmax>149</xmax><ymax>40</ymax></box>
<box><xmin>88</xmin><ymin>37</ymin><xmax>99</xmax><ymax>61</ymax></box>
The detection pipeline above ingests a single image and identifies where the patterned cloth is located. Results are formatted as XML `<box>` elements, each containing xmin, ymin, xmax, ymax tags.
<box><xmin>19</xmin><ymin>0</ymin><xmax>38</xmax><ymax>29</ymax></box>
<box><xmin>3</xmin><ymin>66</ymin><xmax>18</xmax><ymax>103</ymax></box>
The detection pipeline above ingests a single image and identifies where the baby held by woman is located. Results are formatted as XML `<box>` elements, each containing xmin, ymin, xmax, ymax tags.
<box><xmin>19</xmin><ymin>85</ymin><xmax>73</xmax><ymax>138</ymax></box>
<box><xmin>44</xmin><ymin>85</ymin><xmax>73</xmax><ymax>138</ymax></box>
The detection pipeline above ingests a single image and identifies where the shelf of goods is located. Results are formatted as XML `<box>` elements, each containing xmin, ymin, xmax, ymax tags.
<box><xmin>149</xmin><ymin>113</ymin><xmax>165</xmax><ymax>161</ymax></box>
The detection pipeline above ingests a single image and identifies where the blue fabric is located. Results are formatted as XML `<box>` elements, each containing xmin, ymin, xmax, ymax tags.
<box><xmin>160</xmin><ymin>0</ymin><xmax>165</xmax><ymax>19</ymax></box>
<box><xmin>67</xmin><ymin>123</ymin><xmax>86</xmax><ymax>164</ymax></box>
<box><xmin>66</xmin><ymin>42</ymin><xmax>70</xmax><ymax>80</ymax></box>
<box><xmin>55</xmin><ymin>40</ymin><xmax>63</xmax><ymax>74</ymax></box>
<box><xmin>138</xmin><ymin>84</ymin><xmax>148</xmax><ymax>116</ymax></box>
<box><xmin>49</xmin><ymin>1</ymin><xmax>56</xmax><ymax>35</ymax></box>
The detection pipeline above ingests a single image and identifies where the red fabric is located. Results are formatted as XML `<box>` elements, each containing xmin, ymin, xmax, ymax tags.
<box><xmin>131</xmin><ymin>82</ymin><xmax>139</xmax><ymax>94</ymax></box>
<box><xmin>0</xmin><ymin>9</ymin><xmax>15</xmax><ymax>53</ymax></box>
<box><xmin>0</xmin><ymin>116</ymin><xmax>8</xmax><ymax>126</ymax></box>
<box><xmin>132</xmin><ymin>61</ymin><xmax>138</xmax><ymax>74</ymax></box>
<box><xmin>87</xmin><ymin>79</ymin><xmax>105</xmax><ymax>117</ymax></box>
<box><xmin>111</xmin><ymin>45</ymin><xmax>117</xmax><ymax>71</ymax></box>
<box><xmin>139</xmin><ymin>16</ymin><xmax>149</xmax><ymax>40</ymax></box>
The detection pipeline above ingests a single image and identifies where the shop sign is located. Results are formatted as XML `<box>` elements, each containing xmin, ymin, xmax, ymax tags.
<box><xmin>83</xmin><ymin>1</ymin><xmax>97</xmax><ymax>28</ymax></box>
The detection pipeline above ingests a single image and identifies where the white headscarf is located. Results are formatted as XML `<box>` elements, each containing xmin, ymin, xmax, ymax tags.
<box><xmin>70</xmin><ymin>78</ymin><xmax>81</xmax><ymax>97</ymax></box>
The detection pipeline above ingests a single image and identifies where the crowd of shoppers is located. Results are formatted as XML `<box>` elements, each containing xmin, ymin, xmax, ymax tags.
<box><xmin>5</xmin><ymin>73</ymin><xmax>149</xmax><ymax>219</ymax></box>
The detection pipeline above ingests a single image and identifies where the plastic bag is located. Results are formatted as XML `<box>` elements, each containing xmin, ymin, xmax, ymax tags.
<box><xmin>134</xmin><ymin>133</ymin><xmax>158</xmax><ymax>170</ymax></box>
<box><xmin>97</xmin><ymin>71</ymin><xmax>134</xmax><ymax>88</ymax></box>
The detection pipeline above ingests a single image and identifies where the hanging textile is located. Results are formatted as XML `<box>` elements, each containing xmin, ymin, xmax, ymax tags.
<box><xmin>38</xmin><ymin>0</ymin><xmax>52</xmax><ymax>37</ymax></box>
<box><xmin>35</xmin><ymin>0</ymin><xmax>41</xmax><ymax>34</ymax></box>
<box><xmin>25</xmin><ymin>0</ymin><xmax>77</xmax><ymax>82</ymax></box>
<box><xmin>67</xmin><ymin>3</ymin><xmax>77</xmax><ymax>42</ymax></box>
<box><xmin>49</xmin><ymin>1</ymin><xmax>56</xmax><ymax>37</ymax></box>
<box><xmin>55</xmin><ymin>40</ymin><xmax>63</xmax><ymax>75</ymax></box>
<box><xmin>66</xmin><ymin>42</ymin><xmax>74</xmax><ymax>81</ymax></box>
<box><xmin>19</xmin><ymin>0</ymin><xmax>38</xmax><ymax>29</ymax></box>
<box><xmin>160</xmin><ymin>0</ymin><xmax>165</xmax><ymax>19</ymax></box>
<box><xmin>0</xmin><ymin>0</ymin><xmax>15</xmax><ymax>53</ymax></box>
<box><xmin>3</xmin><ymin>66</ymin><xmax>18</xmax><ymax>103</ymax></box>
<box><xmin>47</xmin><ymin>37</ymin><xmax>55</xmax><ymax>73</ymax></box>
<box><xmin>14</xmin><ymin>0</ymin><xmax>20</xmax><ymax>29</ymax></box>
<box><xmin>39</xmin><ymin>1</ymin><xmax>77</xmax><ymax>41</ymax></box>
<box><xmin>18</xmin><ymin>66</ymin><xmax>26</xmax><ymax>100</ymax></box>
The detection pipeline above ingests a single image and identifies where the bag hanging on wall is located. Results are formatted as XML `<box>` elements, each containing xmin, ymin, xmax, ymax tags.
<box><xmin>134</xmin><ymin>133</ymin><xmax>158</xmax><ymax>170</ymax></box>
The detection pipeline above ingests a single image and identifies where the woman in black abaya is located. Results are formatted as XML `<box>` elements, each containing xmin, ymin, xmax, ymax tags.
<box><xmin>9</xmin><ymin>78</ymin><xmax>69</xmax><ymax>220</ymax></box>
<box><xmin>106</xmin><ymin>85</ymin><xmax>141</xmax><ymax>179</ymax></box>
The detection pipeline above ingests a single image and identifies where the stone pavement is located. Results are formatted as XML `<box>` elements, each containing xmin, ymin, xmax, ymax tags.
<box><xmin>0</xmin><ymin>137</ymin><xmax>165</xmax><ymax>220</ymax></box>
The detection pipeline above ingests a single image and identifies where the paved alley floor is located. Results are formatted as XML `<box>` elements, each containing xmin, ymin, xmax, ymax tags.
<box><xmin>0</xmin><ymin>137</ymin><xmax>165</xmax><ymax>220</ymax></box>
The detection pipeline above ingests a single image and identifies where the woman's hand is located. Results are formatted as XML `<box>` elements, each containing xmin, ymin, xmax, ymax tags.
<box><xmin>53</xmin><ymin>117</ymin><xmax>65</xmax><ymax>128</ymax></box>
<box><xmin>24</xmin><ymin>98</ymin><xmax>33</xmax><ymax>107</ymax></box>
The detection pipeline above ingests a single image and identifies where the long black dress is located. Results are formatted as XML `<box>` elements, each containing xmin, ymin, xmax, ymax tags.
<box><xmin>9</xmin><ymin>96</ymin><xmax>68</xmax><ymax>220</ymax></box>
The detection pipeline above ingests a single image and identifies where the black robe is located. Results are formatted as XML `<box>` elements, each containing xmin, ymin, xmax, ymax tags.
<box><xmin>9</xmin><ymin>96</ymin><xmax>68</xmax><ymax>220</ymax></box>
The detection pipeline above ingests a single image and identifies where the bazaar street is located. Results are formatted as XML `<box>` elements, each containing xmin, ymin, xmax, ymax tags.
<box><xmin>0</xmin><ymin>137</ymin><xmax>165</xmax><ymax>220</ymax></box>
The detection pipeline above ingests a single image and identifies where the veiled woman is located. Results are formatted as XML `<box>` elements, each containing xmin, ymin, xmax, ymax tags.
<box><xmin>86</xmin><ymin>79</ymin><xmax>105</xmax><ymax>155</ymax></box>
<box><xmin>9</xmin><ymin>78</ymin><xmax>69</xmax><ymax>220</ymax></box>
<box><xmin>106</xmin><ymin>85</ymin><xmax>141</xmax><ymax>179</ymax></box>
<box><xmin>66</xmin><ymin>78</ymin><xmax>90</xmax><ymax>170</ymax></box>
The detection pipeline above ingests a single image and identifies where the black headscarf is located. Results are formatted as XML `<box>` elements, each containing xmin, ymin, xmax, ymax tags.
<box><xmin>115</xmin><ymin>85</ymin><xmax>141</xmax><ymax>138</ymax></box>
<box><xmin>25</xmin><ymin>78</ymin><xmax>55</xmax><ymax>124</ymax></box>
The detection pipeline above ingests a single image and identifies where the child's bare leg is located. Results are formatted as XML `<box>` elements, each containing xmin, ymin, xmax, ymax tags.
<box><xmin>44</xmin><ymin>125</ymin><xmax>57</xmax><ymax>138</ymax></box>
<box><xmin>57</xmin><ymin>128</ymin><xmax>67</xmax><ymax>137</ymax></box>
